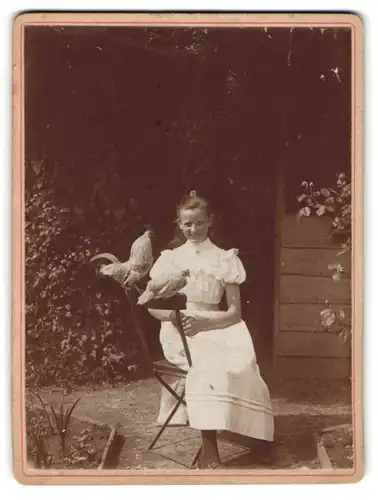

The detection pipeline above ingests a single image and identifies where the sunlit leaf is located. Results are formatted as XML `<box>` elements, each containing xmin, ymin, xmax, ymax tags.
<box><xmin>316</xmin><ymin>205</ymin><xmax>326</xmax><ymax>216</ymax></box>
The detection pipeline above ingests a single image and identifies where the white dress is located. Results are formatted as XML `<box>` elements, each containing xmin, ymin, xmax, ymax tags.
<box><xmin>150</xmin><ymin>238</ymin><xmax>274</xmax><ymax>442</ymax></box>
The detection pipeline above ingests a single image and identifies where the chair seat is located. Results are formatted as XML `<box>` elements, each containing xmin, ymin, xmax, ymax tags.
<box><xmin>139</xmin><ymin>294</ymin><xmax>187</xmax><ymax>310</ymax></box>
<box><xmin>153</xmin><ymin>358</ymin><xmax>187</xmax><ymax>377</ymax></box>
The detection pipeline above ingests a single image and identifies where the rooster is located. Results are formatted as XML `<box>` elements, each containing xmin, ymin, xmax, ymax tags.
<box><xmin>137</xmin><ymin>269</ymin><xmax>190</xmax><ymax>305</ymax></box>
<box><xmin>89</xmin><ymin>229</ymin><xmax>154</xmax><ymax>291</ymax></box>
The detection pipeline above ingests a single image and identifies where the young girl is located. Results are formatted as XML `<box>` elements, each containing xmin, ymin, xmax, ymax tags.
<box><xmin>148</xmin><ymin>191</ymin><xmax>274</xmax><ymax>469</ymax></box>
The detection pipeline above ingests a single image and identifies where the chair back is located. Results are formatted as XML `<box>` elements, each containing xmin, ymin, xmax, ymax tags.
<box><xmin>132</xmin><ymin>293</ymin><xmax>192</xmax><ymax>367</ymax></box>
<box><xmin>124</xmin><ymin>288</ymin><xmax>156</xmax><ymax>369</ymax></box>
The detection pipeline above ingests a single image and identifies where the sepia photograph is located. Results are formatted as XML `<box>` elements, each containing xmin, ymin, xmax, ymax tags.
<box><xmin>12</xmin><ymin>12</ymin><xmax>364</xmax><ymax>485</ymax></box>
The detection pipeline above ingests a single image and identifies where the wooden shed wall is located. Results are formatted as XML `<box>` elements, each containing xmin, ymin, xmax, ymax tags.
<box><xmin>275</xmin><ymin>214</ymin><xmax>352</xmax><ymax>379</ymax></box>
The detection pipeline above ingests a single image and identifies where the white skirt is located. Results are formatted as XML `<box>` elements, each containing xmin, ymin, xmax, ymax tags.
<box><xmin>156</xmin><ymin>313</ymin><xmax>274</xmax><ymax>442</ymax></box>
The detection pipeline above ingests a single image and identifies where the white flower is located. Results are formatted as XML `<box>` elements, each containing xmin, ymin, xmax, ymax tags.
<box><xmin>320</xmin><ymin>307</ymin><xmax>336</xmax><ymax>328</ymax></box>
<box><xmin>332</xmin><ymin>272</ymin><xmax>341</xmax><ymax>282</ymax></box>
<box><xmin>328</xmin><ymin>263</ymin><xmax>343</xmax><ymax>272</ymax></box>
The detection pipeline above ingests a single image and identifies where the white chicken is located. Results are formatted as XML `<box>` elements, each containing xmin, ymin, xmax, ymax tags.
<box><xmin>89</xmin><ymin>229</ymin><xmax>154</xmax><ymax>290</ymax></box>
<box><xmin>137</xmin><ymin>269</ymin><xmax>190</xmax><ymax>305</ymax></box>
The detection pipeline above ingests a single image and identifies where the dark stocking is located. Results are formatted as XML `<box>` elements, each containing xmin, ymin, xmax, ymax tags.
<box><xmin>198</xmin><ymin>430</ymin><xmax>221</xmax><ymax>469</ymax></box>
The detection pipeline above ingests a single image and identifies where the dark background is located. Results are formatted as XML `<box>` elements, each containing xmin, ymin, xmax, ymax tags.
<box><xmin>24</xmin><ymin>26</ymin><xmax>351</xmax><ymax>385</ymax></box>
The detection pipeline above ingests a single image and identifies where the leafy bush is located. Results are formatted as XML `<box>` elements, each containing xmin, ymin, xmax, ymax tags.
<box><xmin>25</xmin><ymin>161</ymin><xmax>143</xmax><ymax>389</ymax></box>
<box><xmin>297</xmin><ymin>172</ymin><xmax>352</xmax><ymax>342</ymax></box>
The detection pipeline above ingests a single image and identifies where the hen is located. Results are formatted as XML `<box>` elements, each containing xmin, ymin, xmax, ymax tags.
<box><xmin>137</xmin><ymin>269</ymin><xmax>190</xmax><ymax>305</ymax></box>
<box><xmin>89</xmin><ymin>229</ymin><xmax>153</xmax><ymax>290</ymax></box>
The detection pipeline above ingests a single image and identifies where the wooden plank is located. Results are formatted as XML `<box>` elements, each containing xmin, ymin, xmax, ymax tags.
<box><xmin>282</xmin><ymin>214</ymin><xmax>338</xmax><ymax>249</ymax></box>
<box><xmin>280</xmin><ymin>247</ymin><xmax>351</xmax><ymax>277</ymax></box>
<box><xmin>316</xmin><ymin>440</ymin><xmax>334</xmax><ymax>469</ymax></box>
<box><xmin>276</xmin><ymin>330</ymin><xmax>351</xmax><ymax>358</ymax></box>
<box><xmin>274</xmin><ymin>356</ymin><xmax>351</xmax><ymax>380</ymax></box>
<box><xmin>280</xmin><ymin>275</ymin><xmax>351</xmax><ymax>304</ymax></box>
<box><xmin>280</xmin><ymin>303</ymin><xmax>351</xmax><ymax>332</ymax></box>
<box><xmin>273</xmin><ymin>164</ymin><xmax>285</xmax><ymax>360</ymax></box>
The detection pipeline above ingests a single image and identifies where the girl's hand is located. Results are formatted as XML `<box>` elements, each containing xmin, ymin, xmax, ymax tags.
<box><xmin>180</xmin><ymin>314</ymin><xmax>208</xmax><ymax>337</ymax></box>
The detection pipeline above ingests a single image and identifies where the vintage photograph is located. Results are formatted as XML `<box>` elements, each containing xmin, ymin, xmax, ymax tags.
<box><xmin>12</xmin><ymin>12</ymin><xmax>363</xmax><ymax>484</ymax></box>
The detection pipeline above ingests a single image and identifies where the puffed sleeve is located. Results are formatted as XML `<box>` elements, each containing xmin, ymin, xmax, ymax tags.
<box><xmin>221</xmin><ymin>248</ymin><xmax>247</xmax><ymax>285</ymax></box>
<box><xmin>149</xmin><ymin>249</ymin><xmax>175</xmax><ymax>279</ymax></box>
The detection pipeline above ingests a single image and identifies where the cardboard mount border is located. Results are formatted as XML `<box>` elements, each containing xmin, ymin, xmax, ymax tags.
<box><xmin>11</xmin><ymin>11</ymin><xmax>364</xmax><ymax>485</ymax></box>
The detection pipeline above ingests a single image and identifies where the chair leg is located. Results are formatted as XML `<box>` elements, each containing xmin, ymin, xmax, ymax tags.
<box><xmin>190</xmin><ymin>445</ymin><xmax>202</xmax><ymax>468</ymax></box>
<box><xmin>154</xmin><ymin>372</ymin><xmax>187</xmax><ymax>406</ymax></box>
<box><xmin>148</xmin><ymin>377</ymin><xmax>203</xmax><ymax>470</ymax></box>
<box><xmin>148</xmin><ymin>386</ymin><xmax>186</xmax><ymax>451</ymax></box>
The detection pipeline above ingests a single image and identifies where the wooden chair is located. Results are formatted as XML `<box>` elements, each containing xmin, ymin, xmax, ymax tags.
<box><xmin>124</xmin><ymin>288</ymin><xmax>202</xmax><ymax>468</ymax></box>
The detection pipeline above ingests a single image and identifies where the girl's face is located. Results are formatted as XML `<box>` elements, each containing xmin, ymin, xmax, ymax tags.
<box><xmin>178</xmin><ymin>208</ymin><xmax>212</xmax><ymax>243</ymax></box>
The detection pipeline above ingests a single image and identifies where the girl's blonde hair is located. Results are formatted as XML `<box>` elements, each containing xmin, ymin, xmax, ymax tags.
<box><xmin>175</xmin><ymin>190</ymin><xmax>213</xmax><ymax>220</ymax></box>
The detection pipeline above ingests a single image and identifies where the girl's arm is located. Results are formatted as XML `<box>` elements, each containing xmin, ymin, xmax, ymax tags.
<box><xmin>181</xmin><ymin>284</ymin><xmax>242</xmax><ymax>336</ymax></box>
<box><xmin>147</xmin><ymin>308</ymin><xmax>173</xmax><ymax>322</ymax></box>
